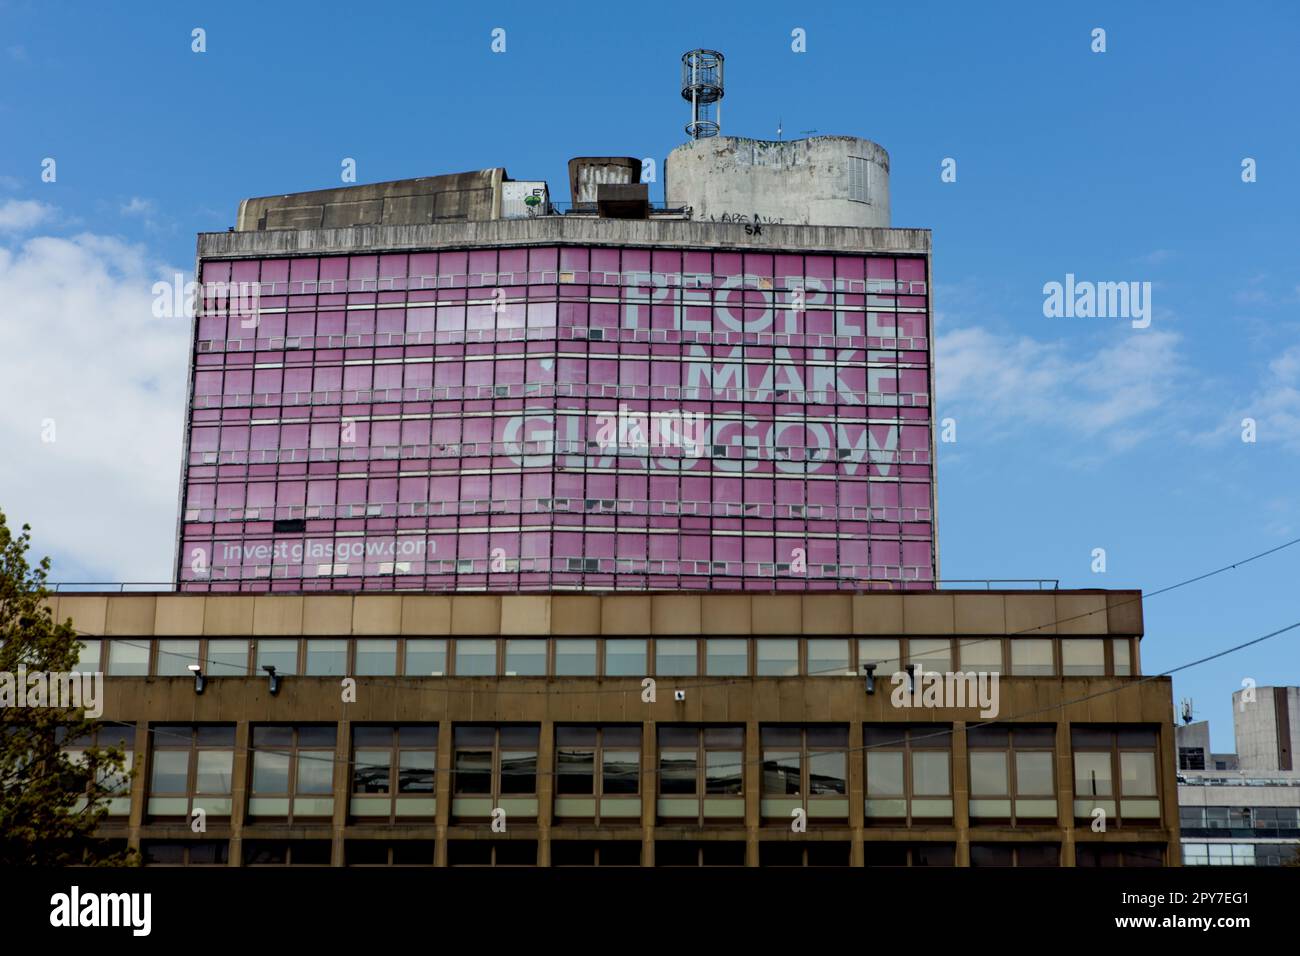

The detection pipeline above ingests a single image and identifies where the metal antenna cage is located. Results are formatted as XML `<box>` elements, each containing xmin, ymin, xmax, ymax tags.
<box><xmin>681</xmin><ymin>49</ymin><xmax>725</xmax><ymax>139</ymax></box>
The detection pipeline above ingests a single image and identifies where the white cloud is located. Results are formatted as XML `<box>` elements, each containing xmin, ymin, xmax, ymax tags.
<box><xmin>936</xmin><ymin>326</ymin><xmax>1185</xmax><ymax>452</ymax></box>
<box><xmin>120</xmin><ymin>197</ymin><xmax>155</xmax><ymax>217</ymax></box>
<box><xmin>0</xmin><ymin>232</ymin><xmax>191</xmax><ymax>581</ymax></box>
<box><xmin>1236</xmin><ymin>345</ymin><xmax>1300</xmax><ymax>452</ymax></box>
<box><xmin>0</xmin><ymin>199</ymin><xmax>55</xmax><ymax>232</ymax></box>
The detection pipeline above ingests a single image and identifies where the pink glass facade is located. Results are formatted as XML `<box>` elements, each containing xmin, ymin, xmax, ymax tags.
<box><xmin>177</xmin><ymin>244</ymin><xmax>934</xmax><ymax>592</ymax></box>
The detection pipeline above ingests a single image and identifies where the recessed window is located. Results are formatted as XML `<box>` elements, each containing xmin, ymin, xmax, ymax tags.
<box><xmin>1061</xmin><ymin>639</ymin><xmax>1106</xmax><ymax>676</ymax></box>
<box><xmin>655</xmin><ymin>638</ymin><xmax>697</xmax><ymax>676</ymax></box>
<box><xmin>864</xmin><ymin>724</ymin><xmax>953</xmax><ymax>825</ymax></box>
<box><xmin>705</xmin><ymin>639</ymin><xmax>748</xmax><ymax>676</ymax></box>
<box><xmin>256</xmin><ymin>639</ymin><xmax>298</xmax><ymax>675</ymax></box>
<box><xmin>305</xmin><ymin>639</ymin><xmax>347</xmax><ymax>675</ymax></box>
<box><xmin>355</xmin><ymin>639</ymin><xmax>397</xmax><ymax>676</ymax></box>
<box><xmin>155</xmin><ymin>639</ymin><xmax>200</xmax><ymax>676</ymax></box>
<box><xmin>858</xmin><ymin>638</ymin><xmax>900</xmax><ymax>677</ymax></box>
<box><xmin>455</xmin><ymin>639</ymin><xmax>497</xmax><ymax>676</ymax></box>
<box><xmin>756</xmin><ymin>638</ymin><xmax>798</xmax><ymax>676</ymax></box>
<box><xmin>1010</xmin><ymin>639</ymin><xmax>1055</xmax><ymax>676</ymax></box>
<box><xmin>205</xmin><ymin>639</ymin><xmax>249</xmax><ymax>676</ymax></box>
<box><xmin>604</xmin><ymin>639</ymin><xmax>647</xmax><ymax>676</ymax></box>
<box><xmin>249</xmin><ymin>725</ymin><xmax>337</xmax><ymax>822</ymax></box>
<box><xmin>404</xmin><ymin>639</ymin><xmax>446</xmax><ymax>676</ymax></box>
<box><xmin>806</xmin><ymin>639</ymin><xmax>850</xmax><ymax>676</ymax></box>
<box><xmin>554</xmin><ymin>638</ymin><xmax>597</xmax><ymax>676</ymax></box>
<box><xmin>106</xmin><ymin>640</ymin><xmax>149</xmax><ymax>676</ymax></box>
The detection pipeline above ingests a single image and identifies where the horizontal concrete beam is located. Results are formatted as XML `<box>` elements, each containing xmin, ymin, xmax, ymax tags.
<box><xmin>49</xmin><ymin>590</ymin><xmax>1142</xmax><ymax>638</ymax></box>
<box><xmin>197</xmin><ymin>216</ymin><xmax>931</xmax><ymax>260</ymax></box>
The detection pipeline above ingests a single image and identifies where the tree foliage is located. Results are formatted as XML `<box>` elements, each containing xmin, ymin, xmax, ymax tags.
<box><xmin>0</xmin><ymin>510</ymin><xmax>135</xmax><ymax>865</ymax></box>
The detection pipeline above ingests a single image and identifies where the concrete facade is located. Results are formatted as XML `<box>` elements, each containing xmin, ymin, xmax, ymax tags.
<box><xmin>58</xmin><ymin>589</ymin><xmax>1183</xmax><ymax>867</ymax></box>
<box><xmin>235</xmin><ymin>170</ymin><xmax>506</xmax><ymax>232</ymax></box>
<box><xmin>666</xmin><ymin>136</ymin><xmax>891</xmax><ymax>229</ymax></box>
<box><xmin>1233</xmin><ymin>685</ymin><xmax>1299</xmax><ymax>771</ymax></box>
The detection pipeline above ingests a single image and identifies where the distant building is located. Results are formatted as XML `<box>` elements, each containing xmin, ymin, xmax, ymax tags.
<box><xmin>1176</xmin><ymin>687</ymin><xmax>1300</xmax><ymax>866</ymax></box>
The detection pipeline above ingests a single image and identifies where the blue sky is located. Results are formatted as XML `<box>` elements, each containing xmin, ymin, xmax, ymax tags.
<box><xmin>1</xmin><ymin>0</ymin><xmax>1297</xmax><ymax>748</ymax></box>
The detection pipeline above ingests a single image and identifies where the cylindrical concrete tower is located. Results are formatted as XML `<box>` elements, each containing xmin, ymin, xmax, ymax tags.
<box><xmin>666</xmin><ymin>135</ymin><xmax>890</xmax><ymax>228</ymax></box>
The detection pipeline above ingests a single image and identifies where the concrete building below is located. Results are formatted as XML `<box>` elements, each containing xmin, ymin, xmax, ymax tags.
<box><xmin>51</xmin><ymin>588</ymin><xmax>1182</xmax><ymax>867</ymax></box>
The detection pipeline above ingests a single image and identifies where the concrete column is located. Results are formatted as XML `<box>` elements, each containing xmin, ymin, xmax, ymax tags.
<box><xmin>434</xmin><ymin>719</ymin><xmax>452</xmax><ymax>866</ymax></box>
<box><xmin>229</xmin><ymin>720</ymin><xmax>250</xmax><ymax>866</ymax></box>
<box><xmin>640</xmin><ymin>721</ymin><xmax>655</xmax><ymax>866</ymax></box>
<box><xmin>952</xmin><ymin>721</ymin><xmax>969</xmax><ymax>866</ymax></box>
<box><xmin>1056</xmin><ymin>720</ymin><xmax>1075</xmax><ymax>866</ymax></box>
<box><xmin>848</xmin><ymin>720</ymin><xmax>864</xmax><ymax>866</ymax></box>
<box><xmin>745</xmin><ymin>719</ymin><xmax>760</xmax><ymax>866</ymax></box>
<box><xmin>330</xmin><ymin>714</ymin><xmax>349</xmax><ymax>866</ymax></box>
<box><xmin>536</xmin><ymin>720</ymin><xmax>554</xmax><ymax>866</ymax></box>
<box><xmin>125</xmin><ymin>718</ymin><xmax>148</xmax><ymax>856</ymax></box>
<box><xmin>1158</xmin><ymin>720</ymin><xmax>1182</xmax><ymax>865</ymax></box>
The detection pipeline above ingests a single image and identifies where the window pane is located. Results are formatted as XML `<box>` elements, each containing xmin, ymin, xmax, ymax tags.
<box><xmin>397</xmin><ymin>751</ymin><xmax>435</xmax><ymax>793</ymax></box>
<box><xmin>557</xmin><ymin>748</ymin><xmax>595</xmax><ymax>794</ymax></box>
<box><xmin>1120</xmin><ymin>751</ymin><xmax>1157</xmax><ymax>797</ymax></box>
<box><xmin>296</xmin><ymin>752</ymin><xmax>335</xmax><ymax>794</ymax></box>
<box><xmin>1061</xmin><ymin>639</ymin><xmax>1105</xmax><ymax>676</ymax></box>
<box><xmin>206</xmin><ymin>640</ymin><xmax>249</xmax><ymax>676</ymax></box>
<box><xmin>353</xmin><ymin>750</ymin><xmax>391</xmax><ymax>793</ymax></box>
<box><xmin>405</xmin><ymin>639</ymin><xmax>446</xmax><ymax>676</ymax></box>
<box><xmin>912</xmin><ymin>752</ymin><xmax>950</xmax><ymax>796</ymax></box>
<box><xmin>555</xmin><ymin>639</ymin><xmax>597</xmax><ymax>676</ymax></box>
<box><xmin>706</xmin><ymin>639</ymin><xmax>748</xmax><ymax>676</ymax></box>
<box><xmin>1015</xmin><ymin>751</ymin><xmax>1054</xmax><ymax>796</ymax></box>
<box><xmin>503</xmin><ymin>639</ymin><xmax>546</xmax><ymax>676</ymax></box>
<box><xmin>75</xmin><ymin>639</ymin><xmax>101</xmax><ymax>674</ymax></box>
<box><xmin>1074</xmin><ymin>752</ymin><xmax>1112</xmax><ymax>797</ymax></box>
<box><xmin>660</xmin><ymin>752</ymin><xmax>697</xmax><ymax>795</ymax></box>
<box><xmin>705</xmin><ymin>751</ymin><xmax>742</xmax><ymax>795</ymax></box>
<box><xmin>455</xmin><ymin>639</ymin><xmax>496</xmax><ymax>676</ymax></box>
<box><xmin>1010</xmin><ymin>639</ymin><xmax>1054</xmax><ymax>676</ymax></box>
<box><xmin>809</xmin><ymin>751</ymin><xmax>847</xmax><ymax>795</ymax></box>
<box><xmin>807</xmin><ymin>639</ymin><xmax>850</xmax><ymax>676</ymax></box>
<box><xmin>858</xmin><ymin>639</ymin><xmax>900</xmax><ymax>677</ymax></box>
<box><xmin>969</xmin><ymin>751</ymin><xmax>1008</xmax><ymax>796</ymax></box>
<box><xmin>602</xmin><ymin>750</ymin><xmax>640</xmax><ymax>794</ymax></box>
<box><xmin>909</xmin><ymin>639</ymin><xmax>951</xmax><ymax>674</ymax></box>
<box><xmin>305</xmin><ymin>639</ymin><xmax>347</xmax><ymax>676</ymax></box>
<box><xmin>960</xmin><ymin>639</ymin><xmax>1002</xmax><ymax>672</ymax></box>
<box><xmin>656</xmin><ymin>639</ymin><xmax>697</xmax><ymax>676</ymax></box>
<box><xmin>866</xmin><ymin>751</ymin><xmax>904</xmax><ymax>796</ymax></box>
<box><xmin>500</xmin><ymin>750</ymin><xmax>537</xmax><ymax>793</ymax></box>
<box><xmin>355</xmin><ymin>639</ymin><xmax>397</xmax><ymax>676</ymax></box>
<box><xmin>762</xmin><ymin>751</ymin><xmax>801</xmax><ymax>795</ymax></box>
<box><xmin>156</xmin><ymin>639</ymin><xmax>200</xmax><ymax>676</ymax></box>
<box><xmin>454</xmin><ymin>749</ymin><xmax>492</xmax><ymax>794</ymax></box>
<box><xmin>252</xmin><ymin>751</ymin><xmax>290</xmax><ymax>794</ymax></box>
<box><xmin>604</xmin><ymin>639</ymin><xmax>646</xmax><ymax>676</ymax></box>
<box><xmin>756</xmin><ymin>639</ymin><xmax>798</xmax><ymax>676</ymax></box>
<box><xmin>1112</xmin><ymin>638</ymin><xmax>1132</xmax><ymax>676</ymax></box>
<box><xmin>256</xmin><ymin>639</ymin><xmax>298</xmax><ymax>675</ymax></box>
<box><xmin>195</xmin><ymin>750</ymin><xmax>233</xmax><ymax>794</ymax></box>
<box><xmin>107</xmin><ymin>640</ymin><xmax>149</xmax><ymax>676</ymax></box>
<box><xmin>150</xmin><ymin>750</ymin><xmax>189</xmax><ymax>794</ymax></box>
